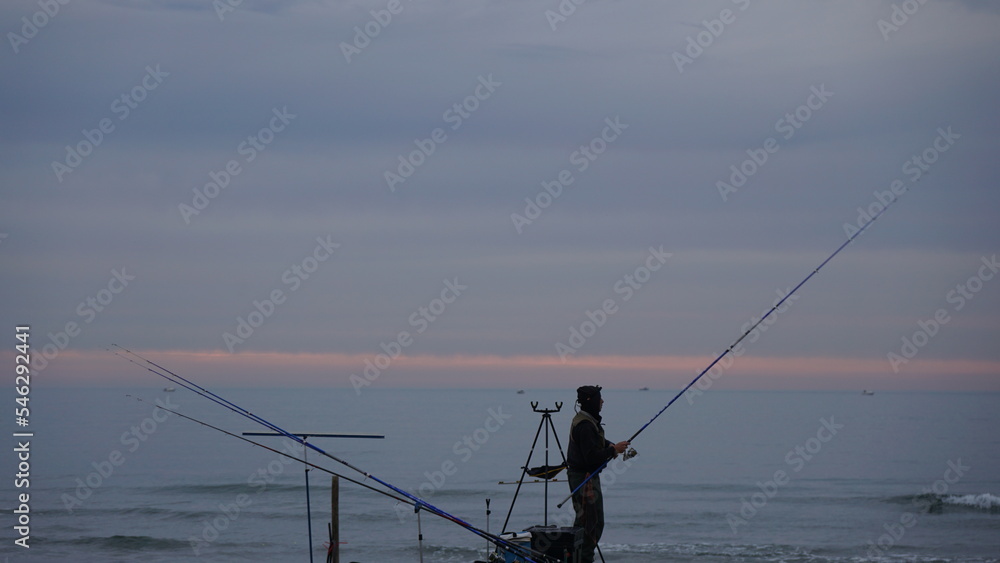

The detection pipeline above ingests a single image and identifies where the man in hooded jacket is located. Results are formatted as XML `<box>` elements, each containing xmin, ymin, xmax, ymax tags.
<box><xmin>566</xmin><ymin>385</ymin><xmax>630</xmax><ymax>563</ymax></box>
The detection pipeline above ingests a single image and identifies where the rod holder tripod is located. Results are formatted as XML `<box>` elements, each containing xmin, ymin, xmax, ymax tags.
<box><xmin>500</xmin><ymin>402</ymin><xmax>567</xmax><ymax>534</ymax></box>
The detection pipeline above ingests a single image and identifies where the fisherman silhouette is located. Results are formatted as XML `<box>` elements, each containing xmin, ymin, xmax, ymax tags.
<box><xmin>566</xmin><ymin>385</ymin><xmax>629</xmax><ymax>563</ymax></box>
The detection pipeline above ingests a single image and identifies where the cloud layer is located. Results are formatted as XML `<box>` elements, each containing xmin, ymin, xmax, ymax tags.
<box><xmin>2</xmin><ymin>0</ymin><xmax>998</xmax><ymax>389</ymax></box>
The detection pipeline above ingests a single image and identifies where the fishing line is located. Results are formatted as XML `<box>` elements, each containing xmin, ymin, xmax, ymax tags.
<box><xmin>558</xmin><ymin>197</ymin><xmax>899</xmax><ymax>509</ymax></box>
<box><xmin>114</xmin><ymin>347</ymin><xmax>549</xmax><ymax>563</ymax></box>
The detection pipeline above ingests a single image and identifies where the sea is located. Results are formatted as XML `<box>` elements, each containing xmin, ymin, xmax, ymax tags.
<box><xmin>2</xmin><ymin>386</ymin><xmax>998</xmax><ymax>562</ymax></box>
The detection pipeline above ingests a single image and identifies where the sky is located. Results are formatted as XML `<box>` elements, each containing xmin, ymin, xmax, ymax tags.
<box><xmin>1</xmin><ymin>0</ymin><xmax>998</xmax><ymax>391</ymax></box>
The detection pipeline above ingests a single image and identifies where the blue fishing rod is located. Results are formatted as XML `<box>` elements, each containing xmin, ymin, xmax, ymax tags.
<box><xmin>558</xmin><ymin>197</ymin><xmax>898</xmax><ymax>509</ymax></box>
<box><xmin>111</xmin><ymin>345</ymin><xmax>549</xmax><ymax>562</ymax></box>
<box><xmin>125</xmin><ymin>394</ymin><xmax>412</xmax><ymax>505</ymax></box>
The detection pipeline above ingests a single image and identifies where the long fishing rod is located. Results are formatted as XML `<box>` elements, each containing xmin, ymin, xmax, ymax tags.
<box><xmin>558</xmin><ymin>197</ymin><xmax>898</xmax><ymax>509</ymax></box>
<box><xmin>113</xmin><ymin>346</ymin><xmax>549</xmax><ymax>563</ymax></box>
<box><xmin>125</xmin><ymin>395</ymin><xmax>412</xmax><ymax>506</ymax></box>
<box><xmin>111</xmin><ymin>344</ymin><xmax>390</xmax><ymax>484</ymax></box>
<box><xmin>112</xmin><ymin>345</ymin><xmax>293</xmax><ymax>439</ymax></box>
<box><xmin>116</xmin><ymin>348</ymin><xmax>547</xmax><ymax>562</ymax></box>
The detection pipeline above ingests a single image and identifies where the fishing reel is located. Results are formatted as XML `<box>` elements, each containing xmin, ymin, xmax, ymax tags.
<box><xmin>623</xmin><ymin>447</ymin><xmax>638</xmax><ymax>460</ymax></box>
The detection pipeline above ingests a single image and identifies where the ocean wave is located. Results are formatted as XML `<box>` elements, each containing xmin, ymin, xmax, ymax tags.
<box><xmin>887</xmin><ymin>492</ymin><xmax>1000</xmax><ymax>514</ymax></box>
<box><xmin>118</xmin><ymin>505</ymin><xmax>219</xmax><ymax>520</ymax></box>
<box><xmin>600</xmin><ymin>542</ymin><xmax>828</xmax><ymax>561</ymax></box>
<box><xmin>146</xmin><ymin>482</ymin><xmax>256</xmax><ymax>495</ymax></box>
<box><xmin>943</xmin><ymin>493</ymin><xmax>1000</xmax><ymax>512</ymax></box>
<box><xmin>600</xmin><ymin>542</ymin><xmax>1000</xmax><ymax>562</ymax></box>
<box><xmin>61</xmin><ymin>535</ymin><xmax>192</xmax><ymax>551</ymax></box>
<box><xmin>342</xmin><ymin>542</ymin><xmax>483</xmax><ymax>563</ymax></box>
<box><xmin>149</xmin><ymin>482</ymin><xmax>304</xmax><ymax>495</ymax></box>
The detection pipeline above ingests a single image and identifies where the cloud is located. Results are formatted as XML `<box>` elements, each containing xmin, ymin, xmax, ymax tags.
<box><xmin>2</xmin><ymin>0</ymin><xmax>998</xmax><ymax>389</ymax></box>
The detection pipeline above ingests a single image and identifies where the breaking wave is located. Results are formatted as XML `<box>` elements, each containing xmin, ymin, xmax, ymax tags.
<box><xmin>943</xmin><ymin>493</ymin><xmax>1000</xmax><ymax>513</ymax></box>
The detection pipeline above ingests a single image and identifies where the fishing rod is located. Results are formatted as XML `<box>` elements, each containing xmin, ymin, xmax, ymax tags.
<box><xmin>112</xmin><ymin>344</ymin><xmax>394</xmax><ymax>485</ymax></box>
<box><xmin>558</xmin><ymin>197</ymin><xmax>898</xmax><ymax>509</ymax></box>
<box><xmin>125</xmin><ymin>395</ymin><xmax>412</xmax><ymax>506</ymax></box>
<box><xmin>112</xmin><ymin>345</ymin><xmax>294</xmax><ymax>440</ymax></box>
<box><xmin>113</xmin><ymin>346</ymin><xmax>550</xmax><ymax>563</ymax></box>
<box><xmin>116</xmin><ymin>347</ymin><xmax>547</xmax><ymax>562</ymax></box>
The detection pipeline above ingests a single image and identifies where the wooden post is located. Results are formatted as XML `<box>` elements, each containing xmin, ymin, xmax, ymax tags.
<box><xmin>330</xmin><ymin>475</ymin><xmax>339</xmax><ymax>563</ymax></box>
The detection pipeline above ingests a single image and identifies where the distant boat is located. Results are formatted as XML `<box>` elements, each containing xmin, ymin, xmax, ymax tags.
<box><xmin>516</xmin><ymin>390</ymin><xmax>525</xmax><ymax>394</ymax></box>
<box><xmin>164</xmin><ymin>387</ymin><xmax>176</xmax><ymax>392</ymax></box>
<box><xmin>639</xmin><ymin>387</ymin><xmax>650</xmax><ymax>391</ymax></box>
<box><xmin>862</xmin><ymin>390</ymin><xmax>874</xmax><ymax>396</ymax></box>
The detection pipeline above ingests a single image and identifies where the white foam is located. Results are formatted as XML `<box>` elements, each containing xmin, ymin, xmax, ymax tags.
<box><xmin>943</xmin><ymin>493</ymin><xmax>1000</xmax><ymax>511</ymax></box>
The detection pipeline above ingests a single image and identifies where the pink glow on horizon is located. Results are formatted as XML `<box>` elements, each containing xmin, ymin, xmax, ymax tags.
<box><xmin>17</xmin><ymin>349</ymin><xmax>1000</xmax><ymax>391</ymax></box>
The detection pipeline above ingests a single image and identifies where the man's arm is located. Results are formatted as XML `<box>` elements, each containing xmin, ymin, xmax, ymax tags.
<box><xmin>573</xmin><ymin>423</ymin><xmax>616</xmax><ymax>467</ymax></box>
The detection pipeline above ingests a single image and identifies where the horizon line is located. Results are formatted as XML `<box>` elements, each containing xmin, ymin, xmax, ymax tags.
<box><xmin>8</xmin><ymin>348</ymin><xmax>999</xmax><ymax>391</ymax></box>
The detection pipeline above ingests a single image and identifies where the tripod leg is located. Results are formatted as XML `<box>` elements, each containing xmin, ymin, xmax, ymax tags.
<box><xmin>500</xmin><ymin>414</ymin><xmax>547</xmax><ymax>533</ymax></box>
